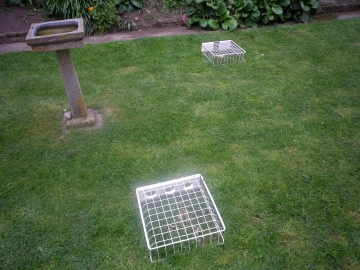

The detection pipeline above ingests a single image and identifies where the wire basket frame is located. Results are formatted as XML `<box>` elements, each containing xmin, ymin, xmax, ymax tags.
<box><xmin>201</xmin><ymin>40</ymin><xmax>246</xmax><ymax>66</ymax></box>
<box><xmin>136</xmin><ymin>174</ymin><xmax>226</xmax><ymax>262</ymax></box>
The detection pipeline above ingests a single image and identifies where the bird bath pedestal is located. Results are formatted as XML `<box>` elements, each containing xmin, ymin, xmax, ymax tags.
<box><xmin>25</xmin><ymin>18</ymin><xmax>99</xmax><ymax>129</ymax></box>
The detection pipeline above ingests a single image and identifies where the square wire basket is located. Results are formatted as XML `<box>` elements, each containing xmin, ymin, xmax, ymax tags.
<box><xmin>136</xmin><ymin>174</ymin><xmax>226</xmax><ymax>262</ymax></box>
<box><xmin>201</xmin><ymin>40</ymin><xmax>246</xmax><ymax>66</ymax></box>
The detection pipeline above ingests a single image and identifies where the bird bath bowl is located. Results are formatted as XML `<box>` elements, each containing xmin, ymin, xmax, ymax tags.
<box><xmin>25</xmin><ymin>18</ymin><xmax>85</xmax><ymax>52</ymax></box>
<box><xmin>25</xmin><ymin>18</ymin><xmax>101</xmax><ymax>130</ymax></box>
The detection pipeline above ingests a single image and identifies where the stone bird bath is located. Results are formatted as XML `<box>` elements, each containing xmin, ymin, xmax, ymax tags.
<box><xmin>25</xmin><ymin>18</ymin><xmax>100</xmax><ymax>129</ymax></box>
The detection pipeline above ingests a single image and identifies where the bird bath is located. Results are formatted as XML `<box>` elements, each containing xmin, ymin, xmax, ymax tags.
<box><xmin>25</xmin><ymin>18</ymin><xmax>85</xmax><ymax>51</ymax></box>
<box><xmin>25</xmin><ymin>18</ymin><xmax>100</xmax><ymax>129</ymax></box>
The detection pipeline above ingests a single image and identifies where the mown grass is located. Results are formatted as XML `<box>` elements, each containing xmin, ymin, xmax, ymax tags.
<box><xmin>1</xmin><ymin>19</ymin><xmax>359</xmax><ymax>269</ymax></box>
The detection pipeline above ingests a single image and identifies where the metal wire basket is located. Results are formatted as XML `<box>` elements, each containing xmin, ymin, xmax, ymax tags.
<box><xmin>201</xmin><ymin>40</ymin><xmax>246</xmax><ymax>66</ymax></box>
<box><xmin>136</xmin><ymin>174</ymin><xmax>226</xmax><ymax>262</ymax></box>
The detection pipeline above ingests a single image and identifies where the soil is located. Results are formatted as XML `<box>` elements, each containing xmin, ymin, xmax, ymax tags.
<box><xmin>0</xmin><ymin>0</ymin><xmax>184</xmax><ymax>44</ymax></box>
<box><xmin>119</xmin><ymin>3</ymin><xmax>184</xmax><ymax>30</ymax></box>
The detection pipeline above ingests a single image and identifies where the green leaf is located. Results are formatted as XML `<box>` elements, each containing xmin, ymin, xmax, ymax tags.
<box><xmin>130</xmin><ymin>0</ymin><xmax>143</xmax><ymax>8</ymax></box>
<box><xmin>192</xmin><ymin>15</ymin><xmax>200</xmax><ymax>22</ymax></box>
<box><xmin>243</xmin><ymin>1</ymin><xmax>254</xmax><ymax>12</ymax></box>
<box><xmin>199</xmin><ymin>18</ymin><xmax>208</xmax><ymax>28</ymax></box>
<box><xmin>310</xmin><ymin>1</ymin><xmax>320</xmax><ymax>9</ymax></box>
<box><xmin>216</xmin><ymin>1</ymin><xmax>227</xmax><ymax>17</ymax></box>
<box><xmin>208</xmin><ymin>18</ymin><xmax>219</xmax><ymax>30</ymax></box>
<box><xmin>118</xmin><ymin>4</ymin><xmax>126</xmax><ymax>14</ymax></box>
<box><xmin>264</xmin><ymin>3</ymin><xmax>270</xmax><ymax>10</ymax></box>
<box><xmin>279</xmin><ymin>0</ymin><xmax>290</xmax><ymax>6</ymax></box>
<box><xmin>251</xmin><ymin>10</ymin><xmax>260</xmax><ymax>18</ymax></box>
<box><xmin>284</xmin><ymin>12</ymin><xmax>292</xmax><ymax>19</ymax></box>
<box><xmin>126</xmin><ymin>3</ymin><xmax>134</xmax><ymax>12</ymax></box>
<box><xmin>239</xmin><ymin>19</ymin><xmax>246</xmax><ymax>27</ymax></box>
<box><xmin>300</xmin><ymin>11</ymin><xmax>310</xmax><ymax>22</ymax></box>
<box><xmin>300</xmin><ymin>1</ymin><xmax>310</xmax><ymax>11</ymax></box>
<box><xmin>222</xmin><ymin>16</ymin><xmax>237</xmax><ymax>31</ymax></box>
<box><xmin>220</xmin><ymin>10</ymin><xmax>230</xmax><ymax>21</ymax></box>
<box><xmin>271</xmin><ymin>4</ymin><xmax>283</xmax><ymax>15</ymax></box>
<box><xmin>186</xmin><ymin>6</ymin><xmax>197</xmax><ymax>16</ymax></box>
<box><xmin>206</xmin><ymin>2</ymin><xmax>217</xmax><ymax>9</ymax></box>
<box><xmin>245</xmin><ymin>16</ymin><xmax>254</xmax><ymax>26</ymax></box>
<box><xmin>259</xmin><ymin>2</ymin><xmax>266</xmax><ymax>9</ymax></box>
<box><xmin>186</xmin><ymin>17</ymin><xmax>194</xmax><ymax>26</ymax></box>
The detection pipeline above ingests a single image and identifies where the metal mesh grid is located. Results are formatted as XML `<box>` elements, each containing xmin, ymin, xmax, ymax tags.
<box><xmin>201</xmin><ymin>40</ymin><xmax>246</xmax><ymax>66</ymax></box>
<box><xmin>136</xmin><ymin>174</ymin><xmax>225</xmax><ymax>262</ymax></box>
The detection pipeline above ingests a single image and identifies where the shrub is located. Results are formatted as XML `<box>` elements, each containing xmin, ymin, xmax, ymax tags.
<box><xmin>185</xmin><ymin>0</ymin><xmax>320</xmax><ymax>30</ymax></box>
<box><xmin>36</xmin><ymin>0</ymin><xmax>121</xmax><ymax>35</ymax></box>
<box><xmin>86</xmin><ymin>1</ymin><xmax>121</xmax><ymax>35</ymax></box>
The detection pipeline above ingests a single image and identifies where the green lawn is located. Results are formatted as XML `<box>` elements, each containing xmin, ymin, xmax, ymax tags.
<box><xmin>1</xmin><ymin>19</ymin><xmax>359</xmax><ymax>269</ymax></box>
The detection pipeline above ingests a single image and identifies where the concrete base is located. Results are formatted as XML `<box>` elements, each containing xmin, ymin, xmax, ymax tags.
<box><xmin>65</xmin><ymin>108</ymin><xmax>102</xmax><ymax>129</ymax></box>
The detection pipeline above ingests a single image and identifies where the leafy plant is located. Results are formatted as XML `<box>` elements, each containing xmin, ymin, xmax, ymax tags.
<box><xmin>259</xmin><ymin>0</ymin><xmax>292</xmax><ymax>25</ymax></box>
<box><xmin>185</xmin><ymin>0</ymin><xmax>237</xmax><ymax>31</ymax></box>
<box><xmin>185</xmin><ymin>0</ymin><xmax>214</xmax><ymax>29</ymax></box>
<box><xmin>216</xmin><ymin>1</ymin><xmax>238</xmax><ymax>30</ymax></box>
<box><xmin>38</xmin><ymin>0</ymin><xmax>121</xmax><ymax>35</ymax></box>
<box><xmin>230</xmin><ymin>0</ymin><xmax>261</xmax><ymax>28</ymax></box>
<box><xmin>185</xmin><ymin>0</ymin><xmax>320</xmax><ymax>31</ymax></box>
<box><xmin>88</xmin><ymin>1</ymin><xmax>121</xmax><ymax>35</ymax></box>
<box><xmin>289</xmin><ymin>0</ymin><xmax>320</xmax><ymax>23</ymax></box>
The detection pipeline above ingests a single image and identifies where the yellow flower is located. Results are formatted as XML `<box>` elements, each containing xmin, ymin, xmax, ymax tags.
<box><xmin>88</xmin><ymin>6</ymin><xmax>94</xmax><ymax>11</ymax></box>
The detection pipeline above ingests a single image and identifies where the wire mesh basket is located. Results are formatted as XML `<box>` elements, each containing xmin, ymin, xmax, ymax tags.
<box><xmin>201</xmin><ymin>40</ymin><xmax>246</xmax><ymax>66</ymax></box>
<box><xmin>136</xmin><ymin>174</ymin><xmax>226</xmax><ymax>262</ymax></box>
